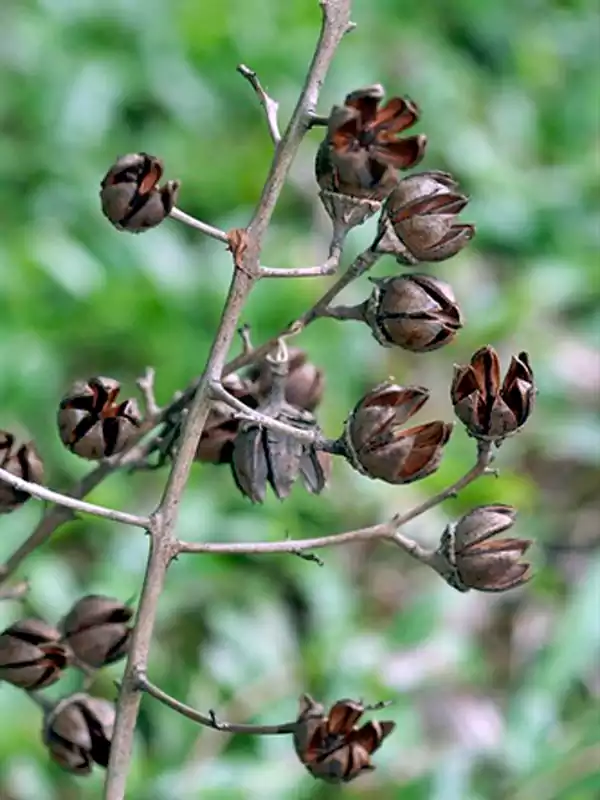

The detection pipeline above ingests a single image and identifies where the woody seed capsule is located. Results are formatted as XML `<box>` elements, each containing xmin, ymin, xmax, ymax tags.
<box><xmin>43</xmin><ymin>694</ymin><xmax>115</xmax><ymax>774</ymax></box>
<box><xmin>363</xmin><ymin>274</ymin><xmax>462</xmax><ymax>352</ymax></box>
<box><xmin>0</xmin><ymin>431</ymin><xmax>44</xmax><ymax>513</ymax></box>
<box><xmin>60</xmin><ymin>595</ymin><xmax>134</xmax><ymax>668</ymax></box>
<box><xmin>0</xmin><ymin>618</ymin><xmax>69</xmax><ymax>690</ymax></box>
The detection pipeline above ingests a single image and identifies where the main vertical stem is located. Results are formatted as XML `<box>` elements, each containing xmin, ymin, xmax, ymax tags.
<box><xmin>104</xmin><ymin>3</ymin><xmax>352</xmax><ymax>797</ymax></box>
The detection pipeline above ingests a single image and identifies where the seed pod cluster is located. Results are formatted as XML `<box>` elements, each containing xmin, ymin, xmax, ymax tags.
<box><xmin>0</xmin><ymin>431</ymin><xmax>44</xmax><ymax>513</ymax></box>
<box><xmin>100</xmin><ymin>153</ymin><xmax>180</xmax><ymax>233</ymax></box>
<box><xmin>293</xmin><ymin>695</ymin><xmax>395</xmax><ymax>784</ymax></box>
<box><xmin>342</xmin><ymin>383</ymin><xmax>452</xmax><ymax>484</ymax></box>
<box><xmin>58</xmin><ymin>377</ymin><xmax>141</xmax><ymax>460</ymax></box>
<box><xmin>43</xmin><ymin>694</ymin><xmax>115</xmax><ymax>774</ymax></box>
<box><xmin>438</xmin><ymin>505</ymin><xmax>533</xmax><ymax>592</ymax></box>
<box><xmin>231</xmin><ymin>348</ymin><xmax>329</xmax><ymax>503</ymax></box>
<box><xmin>0</xmin><ymin>619</ymin><xmax>69</xmax><ymax>690</ymax></box>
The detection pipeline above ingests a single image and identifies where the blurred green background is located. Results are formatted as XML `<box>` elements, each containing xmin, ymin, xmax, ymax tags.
<box><xmin>1</xmin><ymin>0</ymin><xmax>599</xmax><ymax>798</ymax></box>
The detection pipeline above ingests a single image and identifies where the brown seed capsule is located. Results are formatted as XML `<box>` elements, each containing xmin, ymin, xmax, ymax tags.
<box><xmin>43</xmin><ymin>694</ymin><xmax>115</xmax><ymax>774</ymax></box>
<box><xmin>438</xmin><ymin>505</ymin><xmax>533</xmax><ymax>592</ymax></box>
<box><xmin>231</xmin><ymin>349</ymin><xmax>327</xmax><ymax>503</ymax></box>
<box><xmin>363</xmin><ymin>274</ymin><xmax>462</xmax><ymax>352</ymax></box>
<box><xmin>58</xmin><ymin>377</ymin><xmax>141</xmax><ymax>460</ymax></box>
<box><xmin>100</xmin><ymin>153</ymin><xmax>180</xmax><ymax>233</ymax></box>
<box><xmin>451</xmin><ymin>346</ymin><xmax>535</xmax><ymax>443</ymax></box>
<box><xmin>0</xmin><ymin>431</ymin><xmax>44</xmax><ymax>513</ymax></box>
<box><xmin>60</xmin><ymin>595</ymin><xmax>134</xmax><ymax>668</ymax></box>
<box><xmin>0</xmin><ymin>619</ymin><xmax>68</xmax><ymax>690</ymax></box>
<box><xmin>196</xmin><ymin>376</ymin><xmax>260</xmax><ymax>465</ymax></box>
<box><xmin>249</xmin><ymin>348</ymin><xmax>325</xmax><ymax>411</ymax></box>
<box><xmin>293</xmin><ymin>695</ymin><xmax>395</xmax><ymax>784</ymax></box>
<box><xmin>342</xmin><ymin>383</ymin><xmax>452</xmax><ymax>484</ymax></box>
<box><xmin>316</xmin><ymin>86</ymin><xmax>427</xmax><ymax>233</ymax></box>
<box><xmin>378</xmin><ymin>171</ymin><xmax>475</xmax><ymax>264</ymax></box>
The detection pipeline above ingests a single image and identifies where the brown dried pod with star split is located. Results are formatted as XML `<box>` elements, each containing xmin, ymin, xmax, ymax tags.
<box><xmin>293</xmin><ymin>694</ymin><xmax>395</xmax><ymax>784</ymax></box>
<box><xmin>58</xmin><ymin>377</ymin><xmax>141</xmax><ymax>460</ymax></box>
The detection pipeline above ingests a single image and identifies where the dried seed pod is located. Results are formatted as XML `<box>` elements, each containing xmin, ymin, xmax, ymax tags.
<box><xmin>58</xmin><ymin>377</ymin><xmax>141</xmax><ymax>460</ymax></box>
<box><xmin>316</xmin><ymin>86</ymin><xmax>427</xmax><ymax>232</ymax></box>
<box><xmin>363</xmin><ymin>274</ymin><xmax>462</xmax><ymax>352</ymax></box>
<box><xmin>451</xmin><ymin>346</ymin><xmax>535</xmax><ymax>443</ymax></box>
<box><xmin>60</xmin><ymin>595</ymin><xmax>134</xmax><ymax>668</ymax></box>
<box><xmin>195</xmin><ymin>375</ymin><xmax>260</xmax><ymax>465</ymax></box>
<box><xmin>377</xmin><ymin>171</ymin><xmax>475</xmax><ymax>264</ymax></box>
<box><xmin>293</xmin><ymin>695</ymin><xmax>395</xmax><ymax>784</ymax></box>
<box><xmin>43</xmin><ymin>694</ymin><xmax>115</xmax><ymax>774</ymax></box>
<box><xmin>249</xmin><ymin>348</ymin><xmax>325</xmax><ymax>411</ymax></box>
<box><xmin>438</xmin><ymin>505</ymin><xmax>533</xmax><ymax>592</ymax></box>
<box><xmin>0</xmin><ymin>431</ymin><xmax>44</xmax><ymax>513</ymax></box>
<box><xmin>100</xmin><ymin>153</ymin><xmax>180</xmax><ymax>233</ymax></box>
<box><xmin>231</xmin><ymin>348</ymin><xmax>328</xmax><ymax>503</ymax></box>
<box><xmin>0</xmin><ymin>618</ymin><xmax>68</xmax><ymax>690</ymax></box>
<box><xmin>342</xmin><ymin>383</ymin><xmax>452</xmax><ymax>484</ymax></box>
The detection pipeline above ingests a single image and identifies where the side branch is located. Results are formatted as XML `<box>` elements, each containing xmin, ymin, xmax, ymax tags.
<box><xmin>237</xmin><ymin>64</ymin><xmax>281</xmax><ymax>145</ymax></box>
<box><xmin>0</xmin><ymin>467</ymin><xmax>150</xmax><ymax>530</ymax></box>
<box><xmin>139</xmin><ymin>673</ymin><xmax>297</xmax><ymax>735</ymax></box>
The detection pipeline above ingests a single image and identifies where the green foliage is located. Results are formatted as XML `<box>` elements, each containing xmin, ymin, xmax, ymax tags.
<box><xmin>1</xmin><ymin>0</ymin><xmax>599</xmax><ymax>797</ymax></box>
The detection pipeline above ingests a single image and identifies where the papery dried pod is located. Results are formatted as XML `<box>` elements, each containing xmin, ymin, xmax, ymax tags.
<box><xmin>316</xmin><ymin>85</ymin><xmax>427</xmax><ymax>231</ymax></box>
<box><xmin>293</xmin><ymin>695</ymin><xmax>395</xmax><ymax>784</ymax></box>
<box><xmin>231</xmin><ymin>348</ymin><xmax>328</xmax><ymax>503</ymax></box>
<box><xmin>60</xmin><ymin>595</ymin><xmax>134</xmax><ymax>668</ymax></box>
<box><xmin>451</xmin><ymin>346</ymin><xmax>535</xmax><ymax>443</ymax></box>
<box><xmin>100</xmin><ymin>152</ymin><xmax>180</xmax><ymax>233</ymax></box>
<box><xmin>376</xmin><ymin>170</ymin><xmax>475</xmax><ymax>264</ymax></box>
<box><xmin>43</xmin><ymin>694</ymin><xmax>115</xmax><ymax>774</ymax></box>
<box><xmin>0</xmin><ymin>618</ymin><xmax>68</xmax><ymax>690</ymax></box>
<box><xmin>438</xmin><ymin>505</ymin><xmax>533</xmax><ymax>592</ymax></box>
<box><xmin>195</xmin><ymin>375</ymin><xmax>260</xmax><ymax>465</ymax></box>
<box><xmin>342</xmin><ymin>383</ymin><xmax>452</xmax><ymax>484</ymax></box>
<box><xmin>249</xmin><ymin>348</ymin><xmax>325</xmax><ymax>411</ymax></box>
<box><xmin>58</xmin><ymin>377</ymin><xmax>141</xmax><ymax>460</ymax></box>
<box><xmin>0</xmin><ymin>431</ymin><xmax>44</xmax><ymax>513</ymax></box>
<box><xmin>363</xmin><ymin>274</ymin><xmax>462</xmax><ymax>352</ymax></box>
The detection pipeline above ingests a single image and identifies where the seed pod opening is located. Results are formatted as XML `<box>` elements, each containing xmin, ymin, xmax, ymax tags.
<box><xmin>0</xmin><ymin>431</ymin><xmax>44</xmax><ymax>513</ymax></box>
<box><xmin>58</xmin><ymin>377</ymin><xmax>141</xmax><ymax>460</ymax></box>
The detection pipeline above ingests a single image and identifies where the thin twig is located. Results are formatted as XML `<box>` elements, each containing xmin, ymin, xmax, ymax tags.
<box><xmin>169</xmin><ymin>207</ymin><xmax>230</xmax><ymax>243</ymax></box>
<box><xmin>210</xmin><ymin>380</ymin><xmax>325</xmax><ymax>443</ymax></box>
<box><xmin>237</xmin><ymin>64</ymin><xmax>282</xmax><ymax>145</ymax></box>
<box><xmin>136</xmin><ymin>367</ymin><xmax>160</xmax><ymax>419</ymax></box>
<box><xmin>0</xmin><ymin>467</ymin><xmax>150</xmax><ymax>530</ymax></box>
<box><xmin>139</xmin><ymin>673</ymin><xmax>297</xmax><ymax>735</ymax></box>
<box><xmin>223</xmin><ymin>246</ymin><xmax>378</xmax><ymax>377</ymax></box>
<box><xmin>260</xmin><ymin>262</ymin><xmax>337</xmax><ymax>279</ymax></box>
<box><xmin>104</xmin><ymin>4</ymin><xmax>352</xmax><ymax>797</ymax></box>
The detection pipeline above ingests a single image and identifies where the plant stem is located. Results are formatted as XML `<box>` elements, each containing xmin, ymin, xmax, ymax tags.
<box><xmin>103</xmin><ymin>4</ymin><xmax>352</xmax><ymax>797</ymax></box>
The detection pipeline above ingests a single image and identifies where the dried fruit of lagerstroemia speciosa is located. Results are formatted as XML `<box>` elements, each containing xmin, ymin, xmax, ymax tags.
<box><xmin>342</xmin><ymin>383</ymin><xmax>452</xmax><ymax>484</ymax></box>
<box><xmin>293</xmin><ymin>695</ymin><xmax>395</xmax><ymax>784</ymax></box>
<box><xmin>43</xmin><ymin>694</ymin><xmax>115</xmax><ymax>774</ymax></box>
<box><xmin>362</xmin><ymin>273</ymin><xmax>462</xmax><ymax>352</ymax></box>
<box><xmin>0</xmin><ymin>431</ymin><xmax>44</xmax><ymax>513</ymax></box>
<box><xmin>438</xmin><ymin>505</ymin><xmax>533</xmax><ymax>592</ymax></box>
<box><xmin>315</xmin><ymin>85</ymin><xmax>427</xmax><ymax>231</ymax></box>
<box><xmin>376</xmin><ymin>171</ymin><xmax>475</xmax><ymax>264</ymax></box>
<box><xmin>249</xmin><ymin>347</ymin><xmax>325</xmax><ymax>412</ymax></box>
<box><xmin>58</xmin><ymin>377</ymin><xmax>141</xmax><ymax>460</ymax></box>
<box><xmin>60</xmin><ymin>595</ymin><xmax>134</xmax><ymax>669</ymax></box>
<box><xmin>100</xmin><ymin>152</ymin><xmax>180</xmax><ymax>232</ymax></box>
<box><xmin>0</xmin><ymin>619</ymin><xmax>68</xmax><ymax>689</ymax></box>
<box><xmin>196</xmin><ymin>375</ymin><xmax>260</xmax><ymax>465</ymax></box>
<box><xmin>451</xmin><ymin>346</ymin><xmax>535</xmax><ymax>443</ymax></box>
<box><xmin>231</xmin><ymin>346</ymin><xmax>329</xmax><ymax>503</ymax></box>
